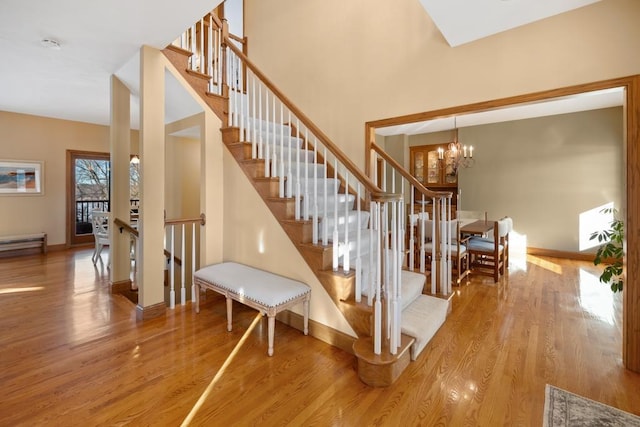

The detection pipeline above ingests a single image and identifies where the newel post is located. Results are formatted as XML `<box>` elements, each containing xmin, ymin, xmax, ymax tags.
<box><xmin>220</xmin><ymin>18</ymin><xmax>229</xmax><ymax>99</ymax></box>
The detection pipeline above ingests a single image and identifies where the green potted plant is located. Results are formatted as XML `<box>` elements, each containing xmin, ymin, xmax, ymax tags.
<box><xmin>589</xmin><ymin>207</ymin><xmax>624</xmax><ymax>292</ymax></box>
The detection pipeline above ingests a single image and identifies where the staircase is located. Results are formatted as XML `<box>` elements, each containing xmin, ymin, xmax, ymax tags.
<box><xmin>160</xmin><ymin>13</ymin><xmax>453</xmax><ymax>386</ymax></box>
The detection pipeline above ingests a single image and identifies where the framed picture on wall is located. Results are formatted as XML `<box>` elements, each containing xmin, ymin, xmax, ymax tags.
<box><xmin>0</xmin><ymin>160</ymin><xmax>44</xmax><ymax>195</ymax></box>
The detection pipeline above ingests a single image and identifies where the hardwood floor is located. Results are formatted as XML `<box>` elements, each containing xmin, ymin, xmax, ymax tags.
<box><xmin>1</xmin><ymin>248</ymin><xmax>639</xmax><ymax>426</ymax></box>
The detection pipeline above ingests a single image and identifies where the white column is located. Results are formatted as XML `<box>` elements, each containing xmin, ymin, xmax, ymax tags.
<box><xmin>200</xmin><ymin>109</ymin><xmax>224</xmax><ymax>266</ymax></box>
<box><xmin>138</xmin><ymin>45</ymin><xmax>166</xmax><ymax>314</ymax></box>
<box><xmin>109</xmin><ymin>75</ymin><xmax>132</xmax><ymax>287</ymax></box>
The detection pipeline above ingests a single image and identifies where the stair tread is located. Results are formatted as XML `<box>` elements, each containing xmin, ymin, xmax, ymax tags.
<box><xmin>401</xmin><ymin>294</ymin><xmax>449</xmax><ymax>361</ymax></box>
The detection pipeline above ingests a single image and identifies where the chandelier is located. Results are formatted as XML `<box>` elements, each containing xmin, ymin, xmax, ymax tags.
<box><xmin>436</xmin><ymin>117</ymin><xmax>474</xmax><ymax>177</ymax></box>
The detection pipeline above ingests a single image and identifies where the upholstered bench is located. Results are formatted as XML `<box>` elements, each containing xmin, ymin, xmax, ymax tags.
<box><xmin>194</xmin><ymin>262</ymin><xmax>311</xmax><ymax>356</ymax></box>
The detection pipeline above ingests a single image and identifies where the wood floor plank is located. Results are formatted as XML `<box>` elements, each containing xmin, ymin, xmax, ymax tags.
<box><xmin>1</xmin><ymin>248</ymin><xmax>639</xmax><ymax>425</ymax></box>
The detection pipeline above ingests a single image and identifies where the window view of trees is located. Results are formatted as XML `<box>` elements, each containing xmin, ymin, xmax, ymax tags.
<box><xmin>75</xmin><ymin>159</ymin><xmax>110</xmax><ymax>202</ymax></box>
<box><xmin>74</xmin><ymin>158</ymin><xmax>140</xmax><ymax>235</ymax></box>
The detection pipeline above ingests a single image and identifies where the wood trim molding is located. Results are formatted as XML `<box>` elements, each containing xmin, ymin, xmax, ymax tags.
<box><xmin>276</xmin><ymin>310</ymin><xmax>356</xmax><ymax>355</ymax></box>
<box><xmin>526</xmin><ymin>247</ymin><xmax>595</xmax><ymax>262</ymax></box>
<box><xmin>136</xmin><ymin>302</ymin><xmax>166</xmax><ymax>321</ymax></box>
<box><xmin>365</xmin><ymin>75</ymin><xmax>640</xmax><ymax>373</ymax></box>
<box><xmin>111</xmin><ymin>279</ymin><xmax>133</xmax><ymax>294</ymax></box>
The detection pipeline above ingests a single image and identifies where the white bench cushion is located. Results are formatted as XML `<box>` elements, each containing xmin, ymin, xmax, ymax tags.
<box><xmin>194</xmin><ymin>262</ymin><xmax>310</xmax><ymax>308</ymax></box>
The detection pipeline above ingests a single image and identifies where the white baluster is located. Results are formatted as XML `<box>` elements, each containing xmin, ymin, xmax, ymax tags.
<box><xmin>207</xmin><ymin>16</ymin><xmax>213</xmax><ymax>92</ymax></box>
<box><xmin>181</xmin><ymin>223</ymin><xmax>186</xmax><ymax>305</ymax></box>
<box><xmin>216</xmin><ymin>28</ymin><xmax>222</xmax><ymax>94</ymax></box>
<box><xmin>431</xmin><ymin>197</ymin><xmax>437</xmax><ymax>295</ymax></box>
<box><xmin>355</xmin><ymin>183</ymin><xmax>361</xmax><ymax>303</ymax></box>
<box><xmin>286</xmin><ymin>110</ymin><xmax>293</xmax><ymax>199</ymax></box>
<box><xmin>258</xmin><ymin>83</ymin><xmax>263</xmax><ymax>160</ymax></box>
<box><xmin>234</xmin><ymin>55</ymin><xmax>239</xmax><ymax>128</ymax></box>
<box><xmin>191</xmin><ymin>223</ymin><xmax>196</xmax><ymax>302</ymax></box>
<box><xmin>343</xmin><ymin>172</ymin><xmax>350</xmax><ymax>274</ymax></box>
<box><xmin>285</xmin><ymin>111</ymin><xmax>300</xmax><ymax>198</ymax></box>
<box><xmin>250</xmin><ymin>73</ymin><xmax>256</xmax><ymax>158</ymax></box>
<box><xmin>169</xmin><ymin>225</ymin><xmax>175</xmax><ymax>309</ymax></box>
<box><xmin>368</xmin><ymin>201</ymin><xmax>375</xmax><ymax>306</ymax></box>
<box><xmin>264</xmin><ymin>91</ymin><xmax>270</xmax><ymax>177</ymax></box>
<box><xmin>279</xmin><ymin>103</ymin><xmax>285</xmax><ymax>197</ymax></box>
<box><xmin>420</xmin><ymin>194</ymin><xmax>426</xmax><ymax>274</ymax></box>
<box><xmin>398</xmin><ymin>202</ymin><xmax>404</xmax><ymax>346</ymax></box>
<box><xmin>302</xmin><ymin>125</ymin><xmax>308</xmax><ymax>220</ymax></box>
<box><xmin>409</xmin><ymin>183</ymin><xmax>415</xmax><ymax>271</ymax></box>
<box><xmin>199</xmin><ymin>18</ymin><xmax>204</xmax><ymax>75</ymax></box>
<box><xmin>390</xmin><ymin>200</ymin><xmax>398</xmax><ymax>354</ymax></box>
<box><xmin>271</xmin><ymin>95</ymin><xmax>277</xmax><ymax>178</ymax></box>
<box><xmin>322</xmin><ymin>147</ymin><xmax>328</xmax><ymax>246</ymax></box>
<box><xmin>332</xmin><ymin>159</ymin><xmax>339</xmax><ymax>272</ymax></box>
<box><xmin>238</xmin><ymin>56</ymin><xmax>244</xmax><ymax>142</ymax></box>
<box><xmin>191</xmin><ymin>25</ymin><xmax>196</xmax><ymax>69</ymax></box>
<box><xmin>227</xmin><ymin>48</ymin><xmax>232</xmax><ymax>127</ymax></box>
<box><xmin>373</xmin><ymin>202</ymin><xmax>382</xmax><ymax>355</ymax></box>
<box><xmin>312</xmin><ymin>136</ymin><xmax>318</xmax><ymax>244</ymax></box>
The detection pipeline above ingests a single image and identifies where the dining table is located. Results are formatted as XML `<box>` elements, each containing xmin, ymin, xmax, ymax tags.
<box><xmin>460</xmin><ymin>219</ymin><xmax>496</xmax><ymax>237</ymax></box>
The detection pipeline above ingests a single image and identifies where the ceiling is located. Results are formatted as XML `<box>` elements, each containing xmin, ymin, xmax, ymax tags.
<box><xmin>0</xmin><ymin>0</ymin><xmax>605</xmax><ymax>130</ymax></box>
<box><xmin>0</xmin><ymin>0</ymin><xmax>218</xmax><ymax>128</ymax></box>
<box><xmin>418</xmin><ymin>0</ymin><xmax>601</xmax><ymax>47</ymax></box>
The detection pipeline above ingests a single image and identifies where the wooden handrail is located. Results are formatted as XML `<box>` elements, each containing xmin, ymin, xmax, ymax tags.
<box><xmin>164</xmin><ymin>213</ymin><xmax>206</xmax><ymax>227</ymax></box>
<box><xmin>209</xmin><ymin>12</ymin><xmax>223</xmax><ymax>29</ymax></box>
<box><xmin>223</xmin><ymin>38</ymin><xmax>391</xmax><ymax>202</ymax></box>
<box><xmin>114</xmin><ymin>218</ymin><xmax>139</xmax><ymax>238</ymax></box>
<box><xmin>370</xmin><ymin>142</ymin><xmax>452</xmax><ymax>201</ymax></box>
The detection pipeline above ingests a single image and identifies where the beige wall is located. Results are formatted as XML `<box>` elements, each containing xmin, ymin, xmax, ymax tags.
<box><xmin>222</xmin><ymin>149</ymin><xmax>357</xmax><ymax>336</ymax></box>
<box><xmin>400</xmin><ymin>107</ymin><xmax>623</xmax><ymax>252</ymax></box>
<box><xmin>0</xmin><ymin>111</ymin><xmax>139</xmax><ymax>246</ymax></box>
<box><xmin>245</xmin><ymin>0</ymin><xmax>640</xmax><ymax>171</ymax></box>
<box><xmin>166</xmin><ymin>135</ymin><xmax>201</xmax><ymax>219</ymax></box>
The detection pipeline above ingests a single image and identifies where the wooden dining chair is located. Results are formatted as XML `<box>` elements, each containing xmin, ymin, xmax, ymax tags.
<box><xmin>466</xmin><ymin>217</ymin><xmax>511</xmax><ymax>281</ymax></box>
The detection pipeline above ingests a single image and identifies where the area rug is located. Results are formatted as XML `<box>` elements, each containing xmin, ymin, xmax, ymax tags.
<box><xmin>543</xmin><ymin>384</ymin><xmax>640</xmax><ymax>426</ymax></box>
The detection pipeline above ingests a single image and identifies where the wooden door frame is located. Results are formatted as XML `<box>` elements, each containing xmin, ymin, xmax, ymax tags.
<box><xmin>365</xmin><ymin>75</ymin><xmax>640</xmax><ymax>373</ymax></box>
<box><xmin>66</xmin><ymin>149</ymin><xmax>110</xmax><ymax>247</ymax></box>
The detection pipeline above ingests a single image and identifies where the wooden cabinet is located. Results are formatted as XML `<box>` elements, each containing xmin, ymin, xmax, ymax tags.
<box><xmin>409</xmin><ymin>144</ymin><xmax>458</xmax><ymax>208</ymax></box>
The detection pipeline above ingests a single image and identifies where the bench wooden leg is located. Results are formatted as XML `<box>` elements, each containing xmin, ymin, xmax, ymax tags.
<box><xmin>226</xmin><ymin>297</ymin><xmax>233</xmax><ymax>332</ymax></box>
<box><xmin>303</xmin><ymin>298</ymin><xmax>309</xmax><ymax>336</ymax></box>
<box><xmin>267</xmin><ymin>315</ymin><xmax>275</xmax><ymax>356</ymax></box>
<box><xmin>195</xmin><ymin>283</ymin><xmax>201</xmax><ymax>313</ymax></box>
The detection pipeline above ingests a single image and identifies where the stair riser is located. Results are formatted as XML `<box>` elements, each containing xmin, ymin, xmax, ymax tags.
<box><xmin>222</xmin><ymin>127</ymin><xmax>240</xmax><ymax>145</ymax></box>
<box><xmin>225</xmin><ymin>142</ymin><xmax>248</xmax><ymax>162</ymax></box>
<box><xmin>239</xmin><ymin>160</ymin><xmax>266</xmax><ymax>178</ymax></box>
<box><xmin>281</xmin><ymin>221</ymin><xmax>313</xmax><ymax>244</ymax></box>
<box><xmin>254</xmin><ymin>179</ymin><xmax>280</xmax><ymax>199</ymax></box>
<box><xmin>266</xmin><ymin>199</ymin><xmax>296</xmax><ymax>220</ymax></box>
<box><xmin>297</xmin><ymin>244</ymin><xmax>333</xmax><ymax>271</ymax></box>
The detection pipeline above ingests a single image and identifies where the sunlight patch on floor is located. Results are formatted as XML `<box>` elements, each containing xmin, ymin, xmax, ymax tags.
<box><xmin>578</xmin><ymin>269</ymin><xmax>615</xmax><ymax>325</ymax></box>
<box><xmin>527</xmin><ymin>256</ymin><xmax>563</xmax><ymax>275</ymax></box>
<box><xmin>181</xmin><ymin>312</ymin><xmax>263</xmax><ymax>426</ymax></box>
<box><xmin>0</xmin><ymin>286</ymin><xmax>44</xmax><ymax>295</ymax></box>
